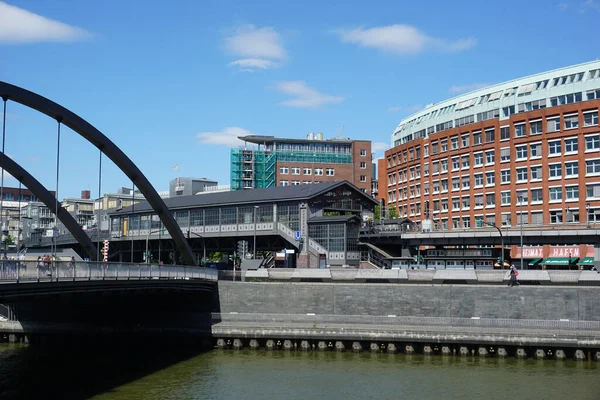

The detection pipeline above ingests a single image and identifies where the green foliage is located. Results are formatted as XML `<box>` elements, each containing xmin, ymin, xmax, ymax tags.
<box><xmin>387</xmin><ymin>206</ymin><xmax>398</xmax><ymax>219</ymax></box>
<box><xmin>374</xmin><ymin>205</ymin><xmax>380</xmax><ymax>220</ymax></box>
<box><xmin>2</xmin><ymin>235</ymin><xmax>14</xmax><ymax>246</ymax></box>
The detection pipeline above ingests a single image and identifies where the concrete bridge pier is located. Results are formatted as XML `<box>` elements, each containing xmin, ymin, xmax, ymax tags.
<box><xmin>249</xmin><ymin>339</ymin><xmax>260</xmax><ymax>349</ymax></box>
<box><xmin>387</xmin><ymin>343</ymin><xmax>397</xmax><ymax>353</ymax></box>
<box><xmin>574</xmin><ymin>350</ymin><xmax>586</xmax><ymax>361</ymax></box>
<box><xmin>335</xmin><ymin>341</ymin><xmax>345</xmax><ymax>352</ymax></box>
<box><xmin>535</xmin><ymin>349</ymin><xmax>545</xmax><ymax>359</ymax></box>
<box><xmin>497</xmin><ymin>348</ymin><xmax>508</xmax><ymax>358</ymax></box>
<box><xmin>265</xmin><ymin>339</ymin><xmax>276</xmax><ymax>350</ymax></box>
<box><xmin>555</xmin><ymin>350</ymin><xmax>567</xmax><ymax>360</ymax></box>
<box><xmin>516</xmin><ymin>348</ymin><xmax>528</xmax><ymax>359</ymax></box>
<box><xmin>317</xmin><ymin>341</ymin><xmax>327</xmax><ymax>351</ymax></box>
<box><xmin>233</xmin><ymin>339</ymin><xmax>243</xmax><ymax>350</ymax></box>
<box><xmin>404</xmin><ymin>344</ymin><xmax>416</xmax><ymax>354</ymax></box>
<box><xmin>441</xmin><ymin>346</ymin><xmax>452</xmax><ymax>355</ymax></box>
<box><xmin>594</xmin><ymin>351</ymin><xmax>600</xmax><ymax>361</ymax></box>
<box><xmin>216</xmin><ymin>339</ymin><xmax>226</xmax><ymax>349</ymax></box>
<box><xmin>352</xmin><ymin>342</ymin><xmax>362</xmax><ymax>352</ymax></box>
<box><xmin>283</xmin><ymin>340</ymin><xmax>293</xmax><ymax>351</ymax></box>
<box><xmin>300</xmin><ymin>340</ymin><xmax>311</xmax><ymax>351</ymax></box>
<box><xmin>459</xmin><ymin>346</ymin><xmax>470</xmax><ymax>356</ymax></box>
<box><xmin>423</xmin><ymin>345</ymin><xmax>433</xmax><ymax>355</ymax></box>
<box><xmin>478</xmin><ymin>347</ymin><xmax>489</xmax><ymax>357</ymax></box>
<box><xmin>369</xmin><ymin>342</ymin><xmax>379</xmax><ymax>353</ymax></box>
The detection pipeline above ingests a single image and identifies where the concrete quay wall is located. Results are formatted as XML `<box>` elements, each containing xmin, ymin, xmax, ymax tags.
<box><xmin>217</xmin><ymin>282</ymin><xmax>600</xmax><ymax>321</ymax></box>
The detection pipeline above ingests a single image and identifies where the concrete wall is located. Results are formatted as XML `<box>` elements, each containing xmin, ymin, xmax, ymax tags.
<box><xmin>217</xmin><ymin>282</ymin><xmax>600</xmax><ymax>321</ymax></box>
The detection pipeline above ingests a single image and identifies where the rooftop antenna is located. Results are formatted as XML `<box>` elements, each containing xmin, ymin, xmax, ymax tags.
<box><xmin>335</xmin><ymin>125</ymin><xmax>344</xmax><ymax>139</ymax></box>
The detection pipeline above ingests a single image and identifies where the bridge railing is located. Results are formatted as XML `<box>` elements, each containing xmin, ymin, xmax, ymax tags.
<box><xmin>0</xmin><ymin>261</ymin><xmax>218</xmax><ymax>283</ymax></box>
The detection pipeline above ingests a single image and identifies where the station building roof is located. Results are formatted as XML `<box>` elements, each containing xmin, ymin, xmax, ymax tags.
<box><xmin>114</xmin><ymin>181</ymin><xmax>377</xmax><ymax>214</ymax></box>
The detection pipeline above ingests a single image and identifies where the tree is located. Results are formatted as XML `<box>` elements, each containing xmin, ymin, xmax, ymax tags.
<box><xmin>388</xmin><ymin>206</ymin><xmax>398</xmax><ymax>219</ymax></box>
<box><xmin>374</xmin><ymin>205</ymin><xmax>381</xmax><ymax>220</ymax></box>
<box><xmin>2</xmin><ymin>234</ymin><xmax>14</xmax><ymax>247</ymax></box>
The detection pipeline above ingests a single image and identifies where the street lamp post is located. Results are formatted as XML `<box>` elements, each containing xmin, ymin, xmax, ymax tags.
<box><xmin>517</xmin><ymin>195</ymin><xmax>526</xmax><ymax>270</ymax></box>
<box><xmin>187</xmin><ymin>230</ymin><xmax>206</xmax><ymax>266</ymax></box>
<box><xmin>253</xmin><ymin>206</ymin><xmax>259</xmax><ymax>259</ymax></box>
<box><xmin>145</xmin><ymin>229</ymin><xmax>164</xmax><ymax>264</ymax></box>
<box><xmin>485</xmin><ymin>221</ymin><xmax>504</xmax><ymax>269</ymax></box>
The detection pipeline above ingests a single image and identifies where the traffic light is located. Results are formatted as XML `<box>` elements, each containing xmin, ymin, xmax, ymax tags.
<box><xmin>413</xmin><ymin>255</ymin><xmax>418</xmax><ymax>262</ymax></box>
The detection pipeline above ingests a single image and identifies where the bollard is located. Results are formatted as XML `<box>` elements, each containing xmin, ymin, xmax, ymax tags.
<box><xmin>317</xmin><ymin>341</ymin><xmax>327</xmax><ymax>351</ymax></box>
<box><xmin>216</xmin><ymin>338</ymin><xmax>226</xmax><ymax>349</ymax></box>
<box><xmin>300</xmin><ymin>341</ymin><xmax>311</xmax><ymax>351</ymax></box>
<box><xmin>441</xmin><ymin>346</ymin><xmax>452</xmax><ymax>355</ymax></box>
<box><xmin>478</xmin><ymin>347</ymin><xmax>489</xmax><ymax>357</ymax></box>
<box><xmin>555</xmin><ymin>350</ymin><xmax>567</xmax><ymax>360</ymax></box>
<box><xmin>352</xmin><ymin>342</ymin><xmax>363</xmax><ymax>352</ymax></box>
<box><xmin>233</xmin><ymin>339</ymin><xmax>243</xmax><ymax>350</ymax></box>
<box><xmin>516</xmin><ymin>348</ymin><xmax>527</xmax><ymax>359</ymax></box>
<box><xmin>423</xmin><ymin>345</ymin><xmax>433</xmax><ymax>355</ymax></box>
<box><xmin>335</xmin><ymin>341</ymin><xmax>345</xmax><ymax>352</ymax></box>
<box><xmin>266</xmin><ymin>340</ymin><xmax>276</xmax><ymax>350</ymax></box>
<box><xmin>535</xmin><ymin>349</ymin><xmax>545</xmax><ymax>359</ymax></box>
<box><xmin>497</xmin><ymin>348</ymin><xmax>508</xmax><ymax>358</ymax></box>
<box><xmin>387</xmin><ymin>343</ymin><xmax>397</xmax><ymax>354</ymax></box>
<box><xmin>573</xmin><ymin>350</ymin><xmax>586</xmax><ymax>361</ymax></box>
<box><xmin>459</xmin><ymin>346</ymin><xmax>470</xmax><ymax>356</ymax></box>
<box><xmin>283</xmin><ymin>340</ymin><xmax>293</xmax><ymax>351</ymax></box>
<box><xmin>249</xmin><ymin>339</ymin><xmax>260</xmax><ymax>349</ymax></box>
<box><xmin>405</xmin><ymin>345</ymin><xmax>416</xmax><ymax>354</ymax></box>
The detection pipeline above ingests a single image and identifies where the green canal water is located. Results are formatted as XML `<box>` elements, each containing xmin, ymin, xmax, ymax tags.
<box><xmin>1</xmin><ymin>344</ymin><xmax>599</xmax><ymax>399</ymax></box>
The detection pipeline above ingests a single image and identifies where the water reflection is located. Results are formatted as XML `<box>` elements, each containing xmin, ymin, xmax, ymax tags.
<box><xmin>1</xmin><ymin>345</ymin><xmax>599</xmax><ymax>400</ymax></box>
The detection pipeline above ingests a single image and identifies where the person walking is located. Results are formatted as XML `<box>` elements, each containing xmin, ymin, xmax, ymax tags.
<box><xmin>508</xmin><ymin>264</ymin><xmax>519</xmax><ymax>287</ymax></box>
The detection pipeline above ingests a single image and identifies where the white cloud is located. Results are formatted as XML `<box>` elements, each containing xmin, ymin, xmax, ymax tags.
<box><xmin>196</xmin><ymin>127</ymin><xmax>250</xmax><ymax>148</ymax></box>
<box><xmin>388</xmin><ymin>105</ymin><xmax>422</xmax><ymax>113</ymax></box>
<box><xmin>224</xmin><ymin>24</ymin><xmax>286</xmax><ymax>71</ymax></box>
<box><xmin>333</xmin><ymin>24</ymin><xmax>476</xmax><ymax>55</ymax></box>
<box><xmin>274</xmin><ymin>81</ymin><xmax>344</xmax><ymax>109</ymax></box>
<box><xmin>583</xmin><ymin>0</ymin><xmax>600</xmax><ymax>11</ymax></box>
<box><xmin>0</xmin><ymin>1</ymin><xmax>91</xmax><ymax>43</ymax></box>
<box><xmin>372</xmin><ymin>142</ymin><xmax>389</xmax><ymax>153</ymax></box>
<box><xmin>449</xmin><ymin>83</ymin><xmax>491</xmax><ymax>94</ymax></box>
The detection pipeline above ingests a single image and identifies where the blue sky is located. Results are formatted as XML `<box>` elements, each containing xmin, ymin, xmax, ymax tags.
<box><xmin>0</xmin><ymin>0</ymin><xmax>599</xmax><ymax>198</ymax></box>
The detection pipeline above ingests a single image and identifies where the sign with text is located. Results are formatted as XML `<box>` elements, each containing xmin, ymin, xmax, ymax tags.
<box><xmin>549</xmin><ymin>246</ymin><xmax>580</xmax><ymax>258</ymax></box>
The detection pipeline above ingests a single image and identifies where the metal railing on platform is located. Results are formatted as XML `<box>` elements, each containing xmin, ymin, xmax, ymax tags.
<box><xmin>0</xmin><ymin>261</ymin><xmax>218</xmax><ymax>283</ymax></box>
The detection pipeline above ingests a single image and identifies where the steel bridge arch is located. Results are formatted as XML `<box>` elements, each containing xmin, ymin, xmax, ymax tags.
<box><xmin>0</xmin><ymin>81</ymin><xmax>197</xmax><ymax>266</ymax></box>
<box><xmin>0</xmin><ymin>151</ymin><xmax>98</xmax><ymax>260</ymax></box>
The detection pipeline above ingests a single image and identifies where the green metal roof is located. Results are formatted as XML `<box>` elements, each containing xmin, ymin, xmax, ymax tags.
<box><xmin>578</xmin><ymin>257</ymin><xmax>594</xmax><ymax>265</ymax></box>
<box><xmin>540</xmin><ymin>258</ymin><xmax>577</xmax><ymax>265</ymax></box>
<box><xmin>527</xmin><ymin>258</ymin><xmax>542</xmax><ymax>266</ymax></box>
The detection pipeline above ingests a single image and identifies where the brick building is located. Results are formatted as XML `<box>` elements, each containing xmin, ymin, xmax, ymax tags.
<box><xmin>231</xmin><ymin>134</ymin><xmax>373</xmax><ymax>195</ymax></box>
<box><xmin>379</xmin><ymin>60</ymin><xmax>600</xmax><ymax>267</ymax></box>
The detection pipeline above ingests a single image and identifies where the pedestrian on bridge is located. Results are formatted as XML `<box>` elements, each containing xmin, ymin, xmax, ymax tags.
<box><xmin>508</xmin><ymin>264</ymin><xmax>519</xmax><ymax>287</ymax></box>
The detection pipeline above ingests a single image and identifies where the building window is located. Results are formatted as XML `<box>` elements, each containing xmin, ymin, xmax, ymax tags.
<box><xmin>550</xmin><ymin>210</ymin><xmax>563</xmax><ymax>224</ymax></box>
<box><xmin>474</xmin><ymin>152</ymin><xmax>483</xmax><ymax>166</ymax></box>
<box><xmin>549</xmin><ymin>187</ymin><xmax>562</xmax><ymax>201</ymax></box>
<box><xmin>515</xmin><ymin>124</ymin><xmax>526</xmax><ymax>138</ymax></box>
<box><xmin>442</xmin><ymin>179</ymin><xmax>449</xmax><ymax>191</ymax></box>
<box><xmin>462</xmin><ymin>216</ymin><xmax>470</xmax><ymax>228</ymax></box>
<box><xmin>501</xmin><ymin>191</ymin><xmax>511</xmax><ymax>205</ymax></box>
<box><xmin>441</xmin><ymin>199</ymin><xmax>448</xmax><ymax>211</ymax></box>
<box><xmin>486</xmin><ymin>172</ymin><xmax>495</xmax><ymax>185</ymax></box>
<box><xmin>516</xmin><ymin>145</ymin><xmax>527</xmax><ymax>160</ymax></box>
<box><xmin>529</xmin><ymin>143</ymin><xmax>541</xmax><ymax>158</ymax></box>
<box><xmin>462</xmin><ymin>196</ymin><xmax>470</xmax><ymax>209</ymax></box>
<box><xmin>584</xmin><ymin>110</ymin><xmax>599</xmax><ymax>127</ymax></box>
<box><xmin>531</xmin><ymin>188</ymin><xmax>542</xmax><ymax>202</ymax></box>
<box><xmin>303</xmin><ymin>168</ymin><xmax>312</xmax><ymax>175</ymax></box>
<box><xmin>500</xmin><ymin>147</ymin><xmax>510</xmax><ymax>162</ymax></box>
<box><xmin>530</xmin><ymin>120</ymin><xmax>543</xmax><ymax>135</ymax></box>
<box><xmin>441</xmin><ymin>159</ymin><xmax>448</xmax><ymax>172</ymax></box>
<box><xmin>291</xmin><ymin>180</ymin><xmax>300</xmax><ymax>185</ymax></box>
<box><xmin>359</xmin><ymin>162</ymin><xmax>367</xmax><ymax>169</ymax></box>
<box><xmin>549</xmin><ymin>140</ymin><xmax>561</xmax><ymax>156</ymax></box>
<box><xmin>431</xmin><ymin>141</ymin><xmax>439</xmax><ymax>155</ymax></box>
<box><xmin>501</xmin><ymin>170</ymin><xmax>510</xmax><ymax>184</ymax></box>
<box><xmin>473</xmin><ymin>131</ymin><xmax>482</xmax><ymax>145</ymax></box>
<box><xmin>360</xmin><ymin>175</ymin><xmax>366</xmax><ymax>182</ymax></box>
<box><xmin>424</xmin><ymin>145</ymin><xmax>429</xmax><ymax>157</ymax></box>
<box><xmin>564</xmin><ymin>114</ymin><xmax>579</xmax><ymax>129</ymax></box>
<box><xmin>325</xmin><ymin>168</ymin><xmax>335</xmax><ymax>176</ymax></box>
<box><xmin>451</xmin><ymin>136</ymin><xmax>458</xmax><ymax>150</ymax></box>
<box><xmin>501</xmin><ymin>213</ymin><xmax>511</xmax><ymax>227</ymax></box>
<box><xmin>314</xmin><ymin>168</ymin><xmax>324</xmax><ymax>176</ymax></box>
<box><xmin>486</xmin><ymin>193</ymin><xmax>496</xmax><ymax>206</ymax></box>
<box><xmin>461</xmin><ymin>134</ymin><xmax>470</xmax><ymax>147</ymax></box>
<box><xmin>547</xmin><ymin>116</ymin><xmax>560</xmax><ymax>132</ymax></box>
<box><xmin>292</xmin><ymin>167</ymin><xmax>300</xmax><ymax>175</ymax></box>
<box><xmin>586</xmin><ymin>135</ymin><xmax>600</xmax><ymax>151</ymax></box>
<box><xmin>461</xmin><ymin>155</ymin><xmax>470</xmax><ymax>169</ymax></box>
<box><xmin>452</xmin><ymin>197</ymin><xmax>460</xmax><ymax>210</ymax></box>
<box><xmin>452</xmin><ymin>157</ymin><xmax>460</xmax><ymax>170</ymax></box>
<box><xmin>360</xmin><ymin>149</ymin><xmax>367</xmax><ymax>156</ymax></box>
<box><xmin>452</xmin><ymin>177</ymin><xmax>460</xmax><ymax>190</ymax></box>
<box><xmin>516</xmin><ymin>167</ymin><xmax>528</xmax><ymax>182</ymax></box>
<box><xmin>280</xmin><ymin>180</ymin><xmax>289</xmax><ymax>186</ymax></box>
<box><xmin>485</xmin><ymin>150</ymin><xmax>495</xmax><ymax>164</ymax></box>
<box><xmin>500</xmin><ymin>126</ymin><xmax>510</xmax><ymax>140</ymax></box>
<box><xmin>441</xmin><ymin>139</ymin><xmax>448</xmax><ymax>152</ymax></box>
<box><xmin>280</xmin><ymin>167</ymin><xmax>289</xmax><ymax>174</ymax></box>
<box><xmin>485</xmin><ymin>129</ymin><xmax>495</xmax><ymax>143</ymax></box>
<box><xmin>586</xmin><ymin>159</ymin><xmax>600</xmax><ymax>174</ymax></box>
<box><xmin>566</xmin><ymin>186</ymin><xmax>579</xmax><ymax>200</ymax></box>
<box><xmin>565</xmin><ymin>161</ymin><xmax>578</xmax><ymax>177</ymax></box>
<box><xmin>474</xmin><ymin>194</ymin><xmax>484</xmax><ymax>207</ymax></box>
<box><xmin>565</xmin><ymin>137</ymin><xmax>578</xmax><ymax>153</ymax></box>
<box><xmin>452</xmin><ymin>217</ymin><xmax>460</xmax><ymax>229</ymax></box>
<box><xmin>462</xmin><ymin>175</ymin><xmax>470</xmax><ymax>189</ymax></box>
<box><xmin>549</xmin><ymin>163</ymin><xmax>562</xmax><ymax>179</ymax></box>
<box><xmin>474</xmin><ymin>173</ymin><xmax>483</xmax><ymax>187</ymax></box>
<box><xmin>587</xmin><ymin>183</ymin><xmax>600</xmax><ymax>198</ymax></box>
